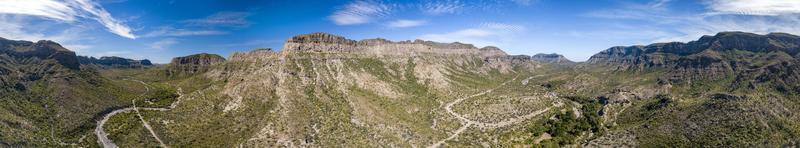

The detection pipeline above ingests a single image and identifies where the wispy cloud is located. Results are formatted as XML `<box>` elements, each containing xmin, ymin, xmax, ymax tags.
<box><xmin>706</xmin><ymin>0</ymin><xmax>800</xmax><ymax>16</ymax></box>
<box><xmin>0</xmin><ymin>0</ymin><xmax>135</xmax><ymax>39</ymax></box>
<box><xmin>584</xmin><ymin>0</ymin><xmax>800</xmax><ymax>44</ymax></box>
<box><xmin>0</xmin><ymin>15</ymin><xmax>95</xmax><ymax>51</ymax></box>
<box><xmin>74</xmin><ymin>0</ymin><xmax>135</xmax><ymax>39</ymax></box>
<box><xmin>182</xmin><ymin>11</ymin><xmax>251</xmax><ymax>27</ymax></box>
<box><xmin>329</xmin><ymin>0</ymin><xmax>392</xmax><ymax>25</ymax></box>
<box><xmin>419</xmin><ymin>22</ymin><xmax>526</xmax><ymax>47</ymax></box>
<box><xmin>143</xmin><ymin>26</ymin><xmax>227</xmax><ymax>37</ymax></box>
<box><xmin>421</xmin><ymin>0</ymin><xmax>463</xmax><ymax>15</ymax></box>
<box><xmin>387</xmin><ymin>19</ymin><xmax>426</xmax><ymax>28</ymax></box>
<box><xmin>585</xmin><ymin>0</ymin><xmax>674</xmax><ymax>21</ymax></box>
<box><xmin>148</xmin><ymin>38</ymin><xmax>178</xmax><ymax>50</ymax></box>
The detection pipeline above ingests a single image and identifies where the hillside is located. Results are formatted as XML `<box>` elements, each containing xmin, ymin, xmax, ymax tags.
<box><xmin>578</xmin><ymin>32</ymin><xmax>800</xmax><ymax>146</ymax></box>
<box><xmin>97</xmin><ymin>33</ymin><xmax>563</xmax><ymax>147</ymax></box>
<box><xmin>0</xmin><ymin>38</ymin><xmax>148</xmax><ymax>147</ymax></box>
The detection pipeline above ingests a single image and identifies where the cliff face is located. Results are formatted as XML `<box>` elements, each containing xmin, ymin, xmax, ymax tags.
<box><xmin>281</xmin><ymin>33</ymin><xmax>508</xmax><ymax>57</ymax></box>
<box><xmin>170</xmin><ymin>53</ymin><xmax>226</xmax><ymax>65</ymax></box>
<box><xmin>166</xmin><ymin>53</ymin><xmax>226</xmax><ymax>76</ymax></box>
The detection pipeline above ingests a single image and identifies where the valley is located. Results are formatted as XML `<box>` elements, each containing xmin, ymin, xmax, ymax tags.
<box><xmin>1</xmin><ymin>32</ymin><xmax>799</xmax><ymax>147</ymax></box>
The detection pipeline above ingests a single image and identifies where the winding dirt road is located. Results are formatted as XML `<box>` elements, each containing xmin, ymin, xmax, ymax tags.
<box><xmin>428</xmin><ymin>76</ymin><xmax>560</xmax><ymax>148</ymax></box>
<box><xmin>95</xmin><ymin>80</ymin><xmax>182</xmax><ymax>148</ymax></box>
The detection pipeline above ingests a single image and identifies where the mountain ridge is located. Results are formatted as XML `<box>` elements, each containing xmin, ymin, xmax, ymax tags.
<box><xmin>0</xmin><ymin>38</ymin><xmax>80</xmax><ymax>70</ymax></box>
<box><xmin>78</xmin><ymin>56</ymin><xmax>153</xmax><ymax>68</ymax></box>
<box><xmin>282</xmin><ymin>33</ymin><xmax>507</xmax><ymax>57</ymax></box>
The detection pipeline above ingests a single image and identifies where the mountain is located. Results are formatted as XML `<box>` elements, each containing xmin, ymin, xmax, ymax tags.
<box><xmin>0</xmin><ymin>37</ymin><xmax>148</xmax><ymax>147</ymax></box>
<box><xmin>582</xmin><ymin>32</ymin><xmax>800</xmax><ymax>146</ymax></box>
<box><xmin>164</xmin><ymin>53</ymin><xmax>226</xmax><ymax>77</ymax></box>
<box><xmin>531</xmin><ymin>53</ymin><xmax>572</xmax><ymax>64</ymax></box>
<box><xmin>93</xmin><ymin>32</ymin><xmax>547</xmax><ymax>147</ymax></box>
<box><xmin>0</xmin><ymin>38</ymin><xmax>80</xmax><ymax>70</ymax></box>
<box><xmin>587</xmin><ymin>31</ymin><xmax>800</xmax><ymax>90</ymax></box>
<box><xmin>78</xmin><ymin>56</ymin><xmax>153</xmax><ymax>68</ymax></box>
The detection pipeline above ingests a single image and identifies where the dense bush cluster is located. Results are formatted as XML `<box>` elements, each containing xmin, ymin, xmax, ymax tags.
<box><xmin>530</xmin><ymin>96</ymin><xmax>605</xmax><ymax>146</ymax></box>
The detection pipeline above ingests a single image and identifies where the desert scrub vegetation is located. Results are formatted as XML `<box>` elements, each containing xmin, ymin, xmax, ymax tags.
<box><xmin>134</xmin><ymin>83</ymin><xmax>178</xmax><ymax>108</ymax></box>
<box><xmin>103</xmin><ymin>111</ymin><xmax>161</xmax><ymax>147</ymax></box>
<box><xmin>529</xmin><ymin>96</ymin><xmax>605</xmax><ymax>146</ymax></box>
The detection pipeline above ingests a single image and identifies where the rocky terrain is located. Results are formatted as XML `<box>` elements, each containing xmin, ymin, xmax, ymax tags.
<box><xmin>1</xmin><ymin>31</ymin><xmax>800</xmax><ymax>147</ymax></box>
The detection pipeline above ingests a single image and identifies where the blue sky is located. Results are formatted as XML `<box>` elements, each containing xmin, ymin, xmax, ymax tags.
<box><xmin>1</xmin><ymin>0</ymin><xmax>799</xmax><ymax>63</ymax></box>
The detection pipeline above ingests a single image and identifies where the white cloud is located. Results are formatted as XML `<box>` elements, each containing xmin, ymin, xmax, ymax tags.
<box><xmin>143</xmin><ymin>27</ymin><xmax>227</xmax><ymax>37</ymax></box>
<box><xmin>387</xmin><ymin>19</ymin><xmax>426</xmax><ymax>28</ymax></box>
<box><xmin>182</xmin><ymin>12</ymin><xmax>250</xmax><ymax>27</ymax></box>
<box><xmin>0</xmin><ymin>0</ymin><xmax>78</xmax><ymax>21</ymax></box>
<box><xmin>148</xmin><ymin>38</ymin><xmax>178</xmax><ymax>50</ymax></box>
<box><xmin>419</xmin><ymin>23</ymin><xmax>526</xmax><ymax>47</ymax></box>
<box><xmin>329</xmin><ymin>0</ymin><xmax>391</xmax><ymax>25</ymax></box>
<box><xmin>0</xmin><ymin>0</ymin><xmax>136</xmax><ymax>39</ymax></box>
<box><xmin>706</xmin><ymin>0</ymin><xmax>800</xmax><ymax>16</ymax></box>
<box><xmin>422</xmin><ymin>0</ymin><xmax>463</xmax><ymax>15</ymax></box>
<box><xmin>74</xmin><ymin>0</ymin><xmax>135</xmax><ymax>39</ymax></box>
<box><xmin>0</xmin><ymin>15</ymin><xmax>92</xmax><ymax>47</ymax></box>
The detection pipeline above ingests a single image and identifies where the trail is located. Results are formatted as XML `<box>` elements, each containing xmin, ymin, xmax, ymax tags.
<box><xmin>95</xmin><ymin>79</ymin><xmax>183</xmax><ymax>148</ymax></box>
<box><xmin>428</xmin><ymin>76</ymin><xmax>560</xmax><ymax>148</ymax></box>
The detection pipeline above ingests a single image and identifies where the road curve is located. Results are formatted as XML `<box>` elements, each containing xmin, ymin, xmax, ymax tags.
<box><xmin>95</xmin><ymin>80</ymin><xmax>182</xmax><ymax>148</ymax></box>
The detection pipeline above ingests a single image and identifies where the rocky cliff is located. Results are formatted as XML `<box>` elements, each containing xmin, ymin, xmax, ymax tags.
<box><xmin>166</xmin><ymin>53</ymin><xmax>226</xmax><ymax>76</ymax></box>
<box><xmin>282</xmin><ymin>32</ymin><xmax>507</xmax><ymax>57</ymax></box>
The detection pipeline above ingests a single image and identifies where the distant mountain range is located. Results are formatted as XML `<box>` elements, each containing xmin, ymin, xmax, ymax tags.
<box><xmin>1</xmin><ymin>32</ymin><xmax>799</xmax><ymax>147</ymax></box>
<box><xmin>78</xmin><ymin>56</ymin><xmax>152</xmax><ymax>68</ymax></box>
